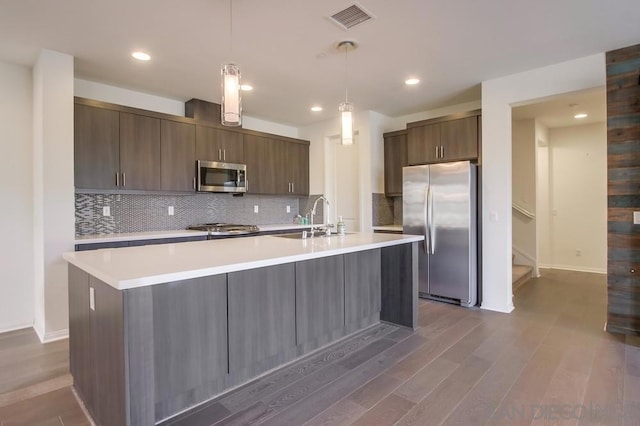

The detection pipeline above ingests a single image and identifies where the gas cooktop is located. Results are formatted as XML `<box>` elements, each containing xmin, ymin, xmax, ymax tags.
<box><xmin>188</xmin><ymin>223</ymin><xmax>260</xmax><ymax>236</ymax></box>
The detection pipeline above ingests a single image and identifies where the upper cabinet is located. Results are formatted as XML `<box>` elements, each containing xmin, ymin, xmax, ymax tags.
<box><xmin>383</xmin><ymin>130</ymin><xmax>407</xmax><ymax>197</ymax></box>
<box><xmin>119</xmin><ymin>113</ymin><xmax>161</xmax><ymax>191</ymax></box>
<box><xmin>195</xmin><ymin>126</ymin><xmax>244</xmax><ymax>164</ymax></box>
<box><xmin>407</xmin><ymin>112</ymin><xmax>480</xmax><ymax>165</ymax></box>
<box><xmin>74</xmin><ymin>104</ymin><xmax>120</xmax><ymax>190</ymax></box>
<box><xmin>244</xmin><ymin>134</ymin><xmax>309</xmax><ymax>196</ymax></box>
<box><xmin>161</xmin><ymin>120</ymin><xmax>196</xmax><ymax>192</ymax></box>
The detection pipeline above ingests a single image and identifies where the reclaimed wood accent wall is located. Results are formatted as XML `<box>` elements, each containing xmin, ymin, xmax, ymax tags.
<box><xmin>606</xmin><ymin>43</ymin><xmax>640</xmax><ymax>336</ymax></box>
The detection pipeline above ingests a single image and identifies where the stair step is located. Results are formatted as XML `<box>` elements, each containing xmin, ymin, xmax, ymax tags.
<box><xmin>512</xmin><ymin>264</ymin><xmax>533</xmax><ymax>292</ymax></box>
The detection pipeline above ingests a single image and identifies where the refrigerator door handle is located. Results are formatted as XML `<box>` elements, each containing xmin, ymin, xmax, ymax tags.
<box><xmin>428</xmin><ymin>184</ymin><xmax>436</xmax><ymax>255</ymax></box>
<box><xmin>424</xmin><ymin>186</ymin><xmax>430</xmax><ymax>253</ymax></box>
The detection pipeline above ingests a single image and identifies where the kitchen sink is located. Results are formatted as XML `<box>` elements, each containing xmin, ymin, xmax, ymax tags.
<box><xmin>273</xmin><ymin>232</ymin><xmax>354</xmax><ymax>239</ymax></box>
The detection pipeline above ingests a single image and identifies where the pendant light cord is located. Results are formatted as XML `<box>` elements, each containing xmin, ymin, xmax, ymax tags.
<box><xmin>229</xmin><ymin>0</ymin><xmax>234</xmax><ymax>58</ymax></box>
<box><xmin>344</xmin><ymin>43</ymin><xmax>349</xmax><ymax>103</ymax></box>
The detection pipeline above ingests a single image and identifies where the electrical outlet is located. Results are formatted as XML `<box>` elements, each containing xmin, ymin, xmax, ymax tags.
<box><xmin>102</xmin><ymin>206</ymin><xmax>110</xmax><ymax>217</ymax></box>
<box><xmin>254</xmin><ymin>205</ymin><xmax>259</xmax><ymax>213</ymax></box>
<box><xmin>576</xmin><ymin>249</ymin><xmax>582</xmax><ymax>257</ymax></box>
<box><xmin>168</xmin><ymin>206</ymin><xmax>174</xmax><ymax>216</ymax></box>
<box><xmin>286</xmin><ymin>205</ymin><xmax>291</xmax><ymax>213</ymax></box>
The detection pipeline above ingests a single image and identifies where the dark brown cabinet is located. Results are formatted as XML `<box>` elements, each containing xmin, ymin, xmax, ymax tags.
<box><xmin>383</xmin><ymin>130</ymin><xmax>408</xmax><ymax>196</ymax></box>
<box><xmin>407</xmin><ymin>113</ymin><xmax>479</xmax><ymax>165</ymax></box>
<box><xmin>285</xmin><ymin>141</ymin><xmax>309</xmax><ymax>195</ymax></box>
<box><xmin>119</xmin><ymin>112</ymin><xmax>161</xmax><ymax>190</ymax></box>
<box><xmin>74</xmin><ymin>104</ymin><xmax>120</xmax><ymax>189</ymax></box>
<box><xmin>161</xmin><ymin>120</ymin><xmax>196</xmax><ymax>192</ymax></box>
<box><xmin>195</xmin><ymin>125</ymin><xmax>244</xmax><ymax>163</ymax></box>
<box><xmin>244</xmin><ymin>134</ymin><xmax>309</xmax><ymax>196</ymax></box>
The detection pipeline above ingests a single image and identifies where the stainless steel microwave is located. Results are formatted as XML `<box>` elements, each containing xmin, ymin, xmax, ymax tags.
<box><xmin>197</xmin><ymin>160</ymin><xmax>247</xmax><ymax>193</ymax></box>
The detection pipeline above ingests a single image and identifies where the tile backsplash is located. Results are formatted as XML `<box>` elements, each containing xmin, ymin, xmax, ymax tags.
<box><xmin>371</xmin><ymin>193</ymin><xmax>402</xmax><ymax>226</ymax></box>
<box><xmin>75</xmin><ymin>193</ymin><xmax>304</xmax><ymax>235</ymax></box>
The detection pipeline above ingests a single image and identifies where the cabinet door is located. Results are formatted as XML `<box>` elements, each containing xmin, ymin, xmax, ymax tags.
<box><xmin>407</xmin><ymin>123</ymin><xmax>440</xmax><ymax>165</ymax></box>
<box><xmin>195</xmin><ymin>126</ymin><xmax>244</xmax><ymax>163</ymax></box>
<box><xmin>286</xmin><ymin>142</ymin><xmax>309</xmax><ymax>195</ymax></box>
<box><xmin>74</xmin><ymin>104</ymin><xmax>120</xmax><ymax>189</ymax></box>
<box><xmin>228</xmin><ymin>264</ymin><xmax>296</xmax><ymax>374</ymax></box>
<box><xmin>295</xmin><ymin>256</ymin><xmax>345</xmax><ymax>347</ymax></box>
<box><xmin>345</xmin><ymin>249</ymin><xmax>381</xmax><ymax>329</ymax></box>
<box><xmin>161</xmin><ymin>120</ymin><xmax>196</xmax><ymax>191</ymax></box>
<box><xmin>120</xmin><ymin>113</ymin><xmax>161</xmax><ymax>190</ymax></box>
<box><xmin>440</xmin><ymin>116</ymin><xmax>478</xmax><ymax>161</ymax></box>
<box><xmin>384</xmin><ymin>133</ymin><xmax>407</xmax><ymax>196</ymax></box>
<box><xmin>244</xmin><ymin>134</ymin><xmax>283</xmax><ymax>194</ymax></box>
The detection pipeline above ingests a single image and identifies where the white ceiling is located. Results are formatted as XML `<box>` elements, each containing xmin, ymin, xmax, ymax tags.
<box><xmin>0</xmin><ymin>0</ymin><xmax>638</xmax><ymax>127</ymax></box>
<box><xmin>512</xmin><ymin>87</ymin><xmax>606</xmax><ymax>128</ymax></box>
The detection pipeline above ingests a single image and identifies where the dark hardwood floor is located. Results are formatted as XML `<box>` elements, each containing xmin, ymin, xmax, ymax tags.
<box><xmin>1</xmin><ymin>269</ymin><xmax>639</xmax><ymax>425</ymax></box>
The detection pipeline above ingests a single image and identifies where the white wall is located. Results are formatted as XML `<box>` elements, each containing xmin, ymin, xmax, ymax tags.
<box><xmin>548</xmin><ymin>123</ymin><xmax>607</xmax><ymax>273</ymax></box>
<box><xmin>33</xmin><ymin>50</ymin><xmax>75</xmax><ymax>342</ymax></box>
<box><xmin>481</xmin><ymin>53</ymin><xmax>605</xmax><ymax>313</ymax></box>
<box><xmin>536</xmin><ymin>122</ymin><xmax>551</xmax><ymax>269</ymax></box>
<box><xmin>0</xmin><ymin>61</ymin><xmax>34</xmax><ymax>333</ymax></box>
<box><xmin>511</xmin><ymin>119</ymin><xmax>537</xmax><ymax>265</ymax></box>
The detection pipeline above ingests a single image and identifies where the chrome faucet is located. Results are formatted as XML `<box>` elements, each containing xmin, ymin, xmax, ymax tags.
<box><xmin>308</xmin><ymin>195</ymin><xmax>329</xmax><ymax>237</ymax></box>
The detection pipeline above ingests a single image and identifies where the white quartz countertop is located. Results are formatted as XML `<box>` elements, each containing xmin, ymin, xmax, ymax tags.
<box><xmin>63</xmin><ymin>232</ymin><xmax>423</xmax><ymax>291</ymax></box>
<box><xmin>74</xmin><ymin>224</ymin><xmax>311</xmax><ymax>244</ymax></box>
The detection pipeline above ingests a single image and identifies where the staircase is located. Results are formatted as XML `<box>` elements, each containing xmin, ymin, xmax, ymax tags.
<box><xmin>512</xmin><ymin>254</ymin><xmax>533</xmax><ymax>292</ymax></box>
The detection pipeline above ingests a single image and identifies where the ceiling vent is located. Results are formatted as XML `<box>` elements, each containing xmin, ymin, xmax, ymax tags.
<box><xmin>329</xmin><ymin>3</ymin><xmax>375</xmax><ymax>30</ymax></box>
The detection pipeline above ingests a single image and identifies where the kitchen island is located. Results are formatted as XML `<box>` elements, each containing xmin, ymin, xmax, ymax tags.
<box><xmin>63</xmin><ymin>232</ymin><xmax>422</xmax><ymax>426</ymax></box>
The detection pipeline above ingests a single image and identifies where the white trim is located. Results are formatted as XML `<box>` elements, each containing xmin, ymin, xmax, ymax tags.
<box><xmin>480</xmin><ymin>302</ymin><xmax>515</xmax><ymax>314</ymax></box>
<box><xmin>542</xmin><ymin>265</ymin><xmax>606</xmax><ymax>274</ymax></box>
<box><xmin>0</xmin><ymin>324</ymin><xmax>33</xmax><ymax>335</ymax></box>
<box><xmin>34</xmin><ymin>321</ymin><xmax>45</xmax><ymax>342</ymax></box>
<box><xmin>39</xmin><ymin>328</ymin><xmax>69</xmax><ymax>343</ymax></box>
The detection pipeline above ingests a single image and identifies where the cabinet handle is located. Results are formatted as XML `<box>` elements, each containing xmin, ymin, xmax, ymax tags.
<box><xmin>116</xmin><ymin>172</ymin><xmax>120</xmax><ymax>187</ymax></box>
<box><xmin>193</xmin><ymin>176</ymin><xmax>196</xmax><ymax>190</ymax></box>
<box><xmin>218</xmin><ymin>148</ymin><xmax>222</xmax><ymax>161</ymax></box>
<box><xmin>122</xmin><ymin>172</ymin><xmax>126</xmax><ymax>188</ymax></box>
<box><xmin>440</xmin><ymin>146</ymin><xmax>444</xmax><ymax>158</ymax></box>
<box><xmin>435</xmin><ymin>146</ymin><xmax>439</xmax><ymax>159</ymax></box>
<box><xmin>246</xmin><ymin>179</ymin><xmax>249</xmax><ymax>192</ymax></box>
<box><xmin>291</xmin><ymin>182</ymin><xmax>294</xmax><ymax>193</ymax></box>
<box><xmin>223</xmin><ymin>149</ymin><xmax>226</xmax><ymax>161</ymax></box>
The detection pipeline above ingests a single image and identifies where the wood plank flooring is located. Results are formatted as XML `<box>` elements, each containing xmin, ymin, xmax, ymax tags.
<box><xmin>1</xmin><ymin>269</ymin><xmax>640</xmax><ymax>425</ymax></box>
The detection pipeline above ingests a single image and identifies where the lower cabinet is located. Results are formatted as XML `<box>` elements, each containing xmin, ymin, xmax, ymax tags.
<box><xmin>295</xmin><ymin>256</ymin><xmax>345</xmax><ymax>350</ymax></box>
<box><xmin>345</xmin><ymin>249</ymin><xmax>382</xmax><ymax>331</ymax></box>
<box><xmin>228</xmin><ymin>263</ymin><xmax>296</xmax><ymax>376</ymax></box>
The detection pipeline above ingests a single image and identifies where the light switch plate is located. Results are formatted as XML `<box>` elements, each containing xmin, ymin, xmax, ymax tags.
<box><xmin>634</xmin><ymin>212</ymin><xmax>640</xmax><ymax>225</ymax></box>
<box><xmin>102</xmin><ymin>206</ymin><xmax>110</xmax><ymax>217</ymax></box>
<box><xmin>254</xmin><ymin>205</ymin><xmax>259</xmax><ymax>213</ymax></box>
<box><xmin>286</xmin><ymin>205</ymin><xmax>291</xmax><ymax>213</ymax></box>
<box><xmin>168</xmin><ymin>206</ymin><xmax>174</xmax><ymax>216</ymax></box>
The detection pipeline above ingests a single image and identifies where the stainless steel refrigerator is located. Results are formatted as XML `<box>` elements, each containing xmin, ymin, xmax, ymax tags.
<box><xmin>403</xmin><ymin>161</ymin><xmax>477</xmax><ymax>307</ymax></box>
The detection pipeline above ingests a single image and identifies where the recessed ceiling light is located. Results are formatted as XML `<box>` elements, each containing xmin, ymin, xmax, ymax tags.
<box><xmin>131</xmin><ymin>51</ymin><xmax>151</xmax><ymax>61</ymax></box>
<box><xmin>240</xmin><ymin>84</ymin><xmax>253</xmax><ymax>91</ymax></box>
<box><xmin>405</xmin><ymin>78</ymin><xmax>420</xmax><ymax>85</ymax></box>
<box><xmin>311</xmin><ymin>106</ymin><xmax>323</xmax><ymax>112</ymax></box>
<box><xmin>574</xmin><ymin>113</ymin><xmax>588</xmax><ymax>119</ymax></box>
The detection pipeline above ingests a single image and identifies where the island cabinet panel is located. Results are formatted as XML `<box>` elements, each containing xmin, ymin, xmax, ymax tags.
<box><xmin>380</xmin><ymin>242</ymin><xmax>419</xmax><ymax>329</ymax></box>
<box><xmin>153</xmin><ymin>276</ymin><xmax>228</xmax><ymax>421</ymax></box>
<box><xmin>227</xmin><ymin>263</ymin><xmax>296</xmax><ymax>378</ymax></box>
<box><xmin>68</xmin><ymin>265</ymin><xmax>94</xmax><ymax>411</ymax></box>
<box><xmin>160</xmin><ymin>120</ymin><xmax>196</xmax><ymax>192</ymax></box>
<box><xmin>74</xmin><ymin>104</ymin><xmax>120</xmax><ymax>189</ymax></box>
<box><xmin>119</xmin><ymin>112</ymin><xmax>161</xmax><ymax>190</ymax></box>
<box><xmin>195</xmin><ymin>125</ymin><xmax>244</xmax><ymax>163</ymax></box>
<box><xmin>295</xmin><ymin>256</ymin><xmax>345</xmax><ymax>351</ymax></box>
<box><xmin>344</xmin><ymin>249</ymin><xmax>382</xmax><ymax>332</ymax></box>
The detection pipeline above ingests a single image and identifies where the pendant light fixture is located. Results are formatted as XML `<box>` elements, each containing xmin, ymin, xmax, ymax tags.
<box><xmin>338</xmin><ymin>40</ymin><xmax>356</xmax><ymax>145</ymax></box>
<box><xmin>221</xmin><ymin>0</ymin><xmax>241</xmax><ymax>126</ymax></box>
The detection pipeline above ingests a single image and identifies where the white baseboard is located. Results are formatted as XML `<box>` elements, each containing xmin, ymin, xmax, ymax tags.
<box><xmin>480</xmin><ymin>301</ymin><xmax>515</xmax><ymax>314</ymax></box>
<box><xmin>41</xmin><ymin>328</ymin><xmax>69</xmax><ymax>343</ymax></box>
<box><xmin>542</xmin><ymin>264</ymin><xmax>606</xmax><ymax>275</ymax></box>
<box><xmin>0</xmin><ymin>324</ymin><xmax>33</xmax><ymax>335</ymax></box>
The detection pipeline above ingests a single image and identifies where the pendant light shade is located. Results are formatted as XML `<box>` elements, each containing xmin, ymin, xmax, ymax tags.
<box><xmin>340</xmin><ymin>101</ymin><xmax>354</xmax><ymax>145</ymax></box>
<box><xmin>221</xmin><ymin>63</ymin><xmax>241</xmax><ymax>126</ymax></box>
<box><xmin>338</xmin><ymin>41</ymin><xmax>356</xmax><ymax>145</ymax></box>
<box><xmin>221</xmin><ymin>0</ymin><xmax>241</xmax><ymax>127</ymax></box>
